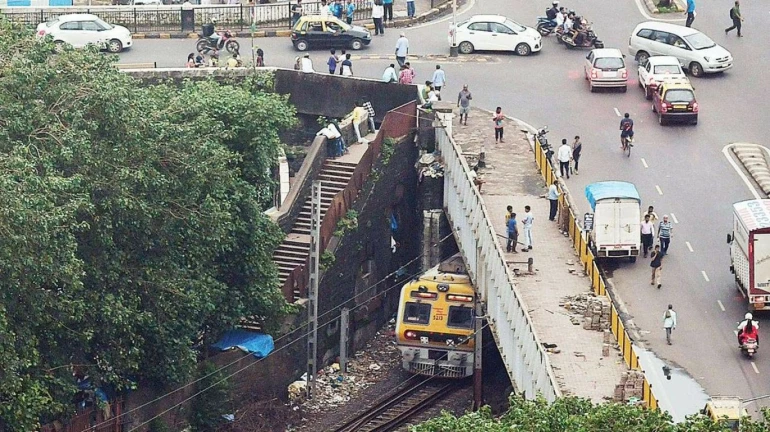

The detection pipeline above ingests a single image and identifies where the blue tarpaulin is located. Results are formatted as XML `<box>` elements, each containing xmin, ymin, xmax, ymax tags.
<box><xmin>585</xmin><ymin>181</ymin><xmax>640</xmax><ymax>211</ymax></box>
<box><xmin>212</xmin><ymin>330</ymin><xmax>274</xmax><ymax>358</ymax></box>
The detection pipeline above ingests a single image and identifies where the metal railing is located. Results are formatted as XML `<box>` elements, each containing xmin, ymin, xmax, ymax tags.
<box><xmin>1</xmin><ymin>1</ymin><xmax>373</xmax><ymax>33</ymax></box>
<box><xmin>436</xmin><ymin>124</ymin><xmax>560</xmax><ymax>402</ymax></box>
<box><xmin>533</xmin><ymin>135</ymin><xmax>659</xmax><ymax>410</ymax></box>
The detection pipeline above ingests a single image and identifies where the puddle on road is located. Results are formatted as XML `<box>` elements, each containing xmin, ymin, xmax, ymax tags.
<box><xmin>636</xmin><ymin>348</ymin><xmax>710</xmax><ymax>423</ymax></box>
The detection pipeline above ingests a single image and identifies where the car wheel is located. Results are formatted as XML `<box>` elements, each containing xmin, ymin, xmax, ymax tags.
<box><xmin>636</xmin><ymin>51</ymin><xmax>649</xmax><ymax>65</ymax></box>
<box><xmin>295</xmin><ymin>40</ymin><xmax>309</xmax><ymax>51</ymax></box>
<box><xmin>107</xmin><ymin>39</ymin><xmax>123</xmax><ymax>53</ymax></box>
<box><xmin>515</xmin><ymin>43</ymin><xmax>531</xmax><ymax>56</ymax></box>
<box><xmin>458</xmin><ymin>41</ymin><xmax>474</xmax><ymax>54</ymax></box>
<box><xmin>350</xmin><ymin>38</ymin><xmax>364</xmax><ymax>50</ymax></box>
<box><xmin>629</xmin><ymin>256</ymin><xmax>637</xmax><ymax>263</ymax></box>
<box><xmin>689</xmin><ymin>62</ymin><xmax>704</xmax><ymax>77</ymax></box>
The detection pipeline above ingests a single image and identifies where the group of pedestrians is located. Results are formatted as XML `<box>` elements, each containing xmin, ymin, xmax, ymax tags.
<box><xmin>505</xmin><ymin>205</ymin><xmax>535</xmax><ymax>253</ymax></box>
<box><xmin>639</xmin><ymin>206</ymin><xmax>673</xmax><ymax>289</ymax></box>
<box><xmin>684</xmin><ymin>0</ymin><xmax>746</xmax><ymax>37</ymax></box>
<box><xmin>556</xmin><ymin>136</ymin><xmax>582</xmax><ymax>179</ymax></box>
<box><xmin>321</xmin><ymin>49</ymin><xmax>353</xmax><ymax>75</ymax></box>
<box><xmin>381</xmin><ymin>62</ymin><xmax>415</xmax><ymax>84</ymax></box>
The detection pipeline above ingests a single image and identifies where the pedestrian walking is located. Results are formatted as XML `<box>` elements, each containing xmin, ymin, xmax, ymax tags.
<box><xmin>291</xmin><ymin>0</ymin><xmax>304</xmax><ymax>27</ymax></box>
<box><xmin>300</xmin><ymin>53</ymin><xmax>314</xmax><ymax>73</ymax></box>
<box><xmin>383</xmin><ymin>0</ymin><xmax>394</xmax><ymax>23</ymax></box>
<box><xmin>572</xmin><ymin>135</ymin><xmax>582</xmax><ymax>174</ymax></box>
<box><xmin>650</xmin><ymin>244</ymin><xmax>663</xmax><ymax>288</ymax></box>
<box><xmin>548</xmin><ymin>180</ymin><xmax>559</xmax><ymax>221</ymax></box>
<box><xmin>658</xmin><ymin>215</ymin><xmax>673</xmax><ymax>254</ymax></box>
<box><xmin>362</xmin><ymin>96</ymin><xmax>376</xmax><ymax>132</ymax></box>
<box><xmin>406</xmin><ymin>0</ymin><xmax>415</xmax><ymax>17</ymax></box>
<box><xmin>493</xmin><ymin>107</ymin><xmax>504</xmax><ymax>143</ymax></box>
<box><xmin>327</xmin><ymin>49</ymin><xmax>338</xmax><ymax>74</ymax></box>
<box><xmin>522</xmin><ymin>205</ymin><xmax>534</xmax><ymax>251</ymax></box>
<box><xmin>663</xmin><ymin>304</ymin><xmax>677</xmax><ymax>345</ymax></box>
<box><xmin>507</xmin><ymin>212</ymin><xmax>519</xmax><ymax>253</ymax></box>
<box><xmin>641</xmin><ymin>214</ymin><xmax>654</xmax><ymax>257</ymax></box>
<box><xmin>725</xmin><ymin>0</ymin><xmax>743</xmax><ymax>37</ymax></box>
<box><xmin>398</xmin><ymin>64</ymin><xmax>412</xmax><ymax>84</ymax></box>
<box><xmin>382</xmin><ymin>63</ymin><xmax>398</xmax><ymax>83</ymax></box>
<box><xmin>345</xmin><ymin>0</ymin><xmax>355</xmax><ymax>24</ymax></box>
<box><xmin>457</xmin><ymin>84</ymin><xmax>472</xmax><ymax>125</ymax></box>
<box><xmin>395</xmin><ymin>33</ymin><xmax>409</xmax><ymax>67</ymax></box>
<box><xmin>557</xmin><ymin>139</ymin><xmax>571</xmax><ymax>179</ymax></box>
<box><xmin>684</xmin><ymin>0</ymin><xmax>695</xmax><ymax>27</ymax></box>
<box><xmin>431</xmin><ymin>65</ymin><xmax>446</xmax><ymax>99</ymax></box>
<box><xmin>644</xmin><ymin>205</ymin><xmax>659</xmax><ymax>225</ymax></box>
<box><xmin>341</xmin><ymin>53</ymin><xmax>353</xmax><ymax>76</ymax></box>
<box><xmin>372</xmin><ymin>0</ymin><xmax>384</xmax><ymax>35</ymax></box>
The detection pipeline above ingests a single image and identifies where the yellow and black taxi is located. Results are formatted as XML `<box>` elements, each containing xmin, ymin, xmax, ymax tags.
<box><xmin>700</xmin><ymin>396</ymin><xmax>747</xmax><ymax>431</ymax></box>
<box><xmin>651</xmin><ymin>79</ymin><xmax>699</xmax><ymax>126</ymax></box>
<box><xmin>291</xmin><ymin>15</ymin><xmax>372</xmax><ymax>51</ymax></box>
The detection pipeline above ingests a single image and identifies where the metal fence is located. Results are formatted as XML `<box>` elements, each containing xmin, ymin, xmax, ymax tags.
<box><xmin>1</xmin><ymin>1</ymin><xmax>373</xmax><ymax>33</ymax></box>
<box><xmin>436</xmin><ymin>123</ymin><xmax>561</xmax><ymax>403</ymax></box>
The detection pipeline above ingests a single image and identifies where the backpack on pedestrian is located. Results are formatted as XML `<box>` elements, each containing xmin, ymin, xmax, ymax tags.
<box><xmin>729</xmin><ymin>7</ymin><xmax>735</xmax><ymax>18</ymax></box>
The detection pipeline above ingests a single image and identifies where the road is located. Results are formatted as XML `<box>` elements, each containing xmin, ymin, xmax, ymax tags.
<box><xmin>115</xmin><ymin>0</ymin><xmax>770</xmax><ymax>413</ymax></box>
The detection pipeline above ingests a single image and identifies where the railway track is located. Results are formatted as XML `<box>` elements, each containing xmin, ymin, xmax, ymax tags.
<box><xmin>331</xmin><ymin>378</ymin><xmax>464</xmax><ymax>432</ymax></box>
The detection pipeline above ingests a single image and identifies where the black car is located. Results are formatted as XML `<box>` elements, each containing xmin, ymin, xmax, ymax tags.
<box><xmin>291</xmin><ymin>16</ymin><xmax>372</xmax><ymax>51</ymax></box>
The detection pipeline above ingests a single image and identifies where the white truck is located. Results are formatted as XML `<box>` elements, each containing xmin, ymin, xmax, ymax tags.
<box><xmin>728</xmin><ymin>199</ymin><xmax>770</xmax><ymax>311</ymax></box>
<box><xmin>585</xmin><ymin>181</ymin><xmax>641</xmax><ymax>262</ymax></box>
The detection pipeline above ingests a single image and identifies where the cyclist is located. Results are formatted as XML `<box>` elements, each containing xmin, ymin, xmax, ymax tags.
<box><xmin>619</xmin><ymin>112</ymin><xmax>634</xmax><ymax>151</ymax></box>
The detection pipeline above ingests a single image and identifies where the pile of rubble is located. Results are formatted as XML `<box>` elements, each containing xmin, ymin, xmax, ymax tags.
<box><xmin>560</xmin><ymin>293</ymin><xmax>610</xmax><ymax>331</ymax></box>
<box><xmin>613</xmin><ymin>370</ymin><xmax>645</xmax><ymax>402</ymax></box>
<box><xmin>287</xmin><ymin>327</ymin><xmax>401</xmax><ymax>413</ymax></box>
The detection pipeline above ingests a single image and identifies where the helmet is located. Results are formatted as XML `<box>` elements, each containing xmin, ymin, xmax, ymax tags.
<box><xmin>746</xmin><ymin>313</ymin><xmax>754</xmax><ymax>320</ymax></box>
<box><xmin>552</xmin><ymin>1</ymin><xmax>559</xmax><ymax>5</ymax></box>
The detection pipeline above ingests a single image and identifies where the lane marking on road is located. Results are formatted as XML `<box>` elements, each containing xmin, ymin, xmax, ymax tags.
<box><xmin>722</xmin><ymin>144</ymin><xmax>762</xmax><ymax>200</ymax></box>
<box><xmin>686</xmin><ymin>241</ymin><xmax>693</xmax><ymax>252</ymax></box>
<box><xmin>670</xmin><ymin>213</ymin><xmax>679</xmax><ymax>223</ymax></box>
<box><xmin>702</xmin><ymin>271</ymin><xmax>710</xmax><ymax>282</ymax></box>
<box><xmin>718</xmin><ymin>300</ymin><xmax>725</xmax><ymax>311</ymax></box>
<box><xmin>641</xmin><ymin>158</ymin><xmax>648</xmax><ymax>168</ymax></box>
<box><xmin>655</xmin><ymin>185</ymin><xmax>663</xmax><ymax>195</ymax></box>
<box><xmin>752</xmin><ymin>362</ymin><xmax>760</xmax><ymax>374</ymax></box>
<box><xmin>614</xmin><ymin>108</ymin><xmax>621</xmax><ymax>117</ymax></box>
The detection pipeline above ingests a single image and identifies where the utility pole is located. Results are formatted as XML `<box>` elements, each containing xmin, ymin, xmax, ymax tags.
<box><xmin>449</xmin><ymin>0</ymin><xmax>458</xmax><ymax>57</ymax></box>
<box><xmin>339</xmin><ymin>308</ymin><xmax>350</xmax><ymax>376</ymax></box>
<box><xmin>473</xmin><ymin>303</ymin><xmax>483</xmax><ymax>410</ymax></box>
<box><xmin>306</xmin><ymin>181</ymin><xmax>322</xmax><ymax>399</ymax></box>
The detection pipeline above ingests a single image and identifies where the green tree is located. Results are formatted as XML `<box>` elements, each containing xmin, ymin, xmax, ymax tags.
<box><xmin>189</xmin><ymin>361</ymin><xmax>233</xmax><ymax>432</ymax></box>
<box><xmin>0</xmin><ymin>17</ymin><xmax>294</xmax><ymax>430</ymax></box>
<box><xmin>412</xmin><ymin>395</ymin><xmax>770</xmax><ymax>432</ymax></box>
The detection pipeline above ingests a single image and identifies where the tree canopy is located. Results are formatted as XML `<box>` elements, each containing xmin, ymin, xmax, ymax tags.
<box><xmin>413</xmin><ymin>395</ymin><xmax>770</xmax><ymax>432</ymax></box>
<box><xmin>0</xmin><ymin>18</ymin><xmax>295</xmax><ymax>430</ymax></box>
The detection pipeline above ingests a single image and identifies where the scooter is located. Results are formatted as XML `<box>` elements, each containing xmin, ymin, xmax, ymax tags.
<box><xmin>741</xmin><ymin>338</ymin><xmax>758</xmax><ymax>358</ymax></box>
<box><xmin>196</xmin><ymin>30</ymin><xmax>241</xmax><ymax>55</ymax></box>
<box><xmin>561</xmin><ymin>25</ymin><xmax>604</xmax><ymax>49</ymax></box>
<box><xmin>536</xmin><ymin>10</ymin><xmax>558</xmax><ymax>36</ymax></box>
<box><xmin>534</xmin><ymin>126</ymin><xmax>554</xmax><ymax>163</ymax></box>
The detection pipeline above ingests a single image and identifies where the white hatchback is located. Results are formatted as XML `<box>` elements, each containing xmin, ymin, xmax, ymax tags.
<box><xmin>637</xmin><ymin>56</ymin><xmax>687</xmax><ymax>99</ymax></box>
<box><xmin>449</xmin><ymin>15</ymin><xmax>542</xmax><ymax>56</ymax></box>
<box><xmin>584</xmin><ymin>48</ymin><xmax>628</xmax><ymax>92</ymax></box>
<box><xmin>37</xmin><ymin>14</ymin><xmax>133</xmax><ymax>53</ymax></box>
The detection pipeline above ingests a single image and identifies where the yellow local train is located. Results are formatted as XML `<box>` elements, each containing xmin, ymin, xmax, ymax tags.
<box><xmin>395</xmin><ymin>254</ymin><xmax>475</xmax><ymax>378</ymax></box>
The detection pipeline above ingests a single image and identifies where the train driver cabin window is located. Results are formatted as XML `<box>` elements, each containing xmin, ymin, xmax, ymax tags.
<box><xmin>447</xmin><ymin>306</ymin><xmax>473</xmax><ymax>329</ymax></box>
<box><xmin>404</xmin><ymin>302</ymin><xmax>431</xmax><ymax>325</ymax></box>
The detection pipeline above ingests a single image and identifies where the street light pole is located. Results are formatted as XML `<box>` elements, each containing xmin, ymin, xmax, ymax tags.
<box><xmin>449</xmin><ymin>0</ymin><xmax>458</xmax><ymax>57</ymax></box>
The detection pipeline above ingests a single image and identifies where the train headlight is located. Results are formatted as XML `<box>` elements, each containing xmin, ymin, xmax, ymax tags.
<box><xmin>404</xmin><ymin>331</ymin><xmax>418</xmax><ymax>340</ymax></box>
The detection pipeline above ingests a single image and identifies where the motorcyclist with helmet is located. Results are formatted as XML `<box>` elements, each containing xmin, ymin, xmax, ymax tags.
<box><xmin>546</xmin><ymin>1</ymin><xmax>559</xmax><ymax>26</ymax></box>
<box><xmin>738</xmin><ymin>312</ymin><xmax>760</xmax><ymax>346</ymax></box>
<box><xmin>202</xmin><ymin>18</ymin><xmax>223</xmax><ymax>50</ymax></box>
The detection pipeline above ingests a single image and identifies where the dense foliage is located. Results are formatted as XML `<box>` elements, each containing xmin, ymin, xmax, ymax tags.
<box><xmin>189</xmin><ymin>361</ymin><xmax>233</xmax><ymax>432</ymax></box>
<box><xmin>413</xmin><ymin>395</ymin><xmax>770</xmax><ymax>432</ymax></box>
<box><xmin>0</xmin><ymin>18</ymin><xmax>295</xmax><ymax>430</ymax></box>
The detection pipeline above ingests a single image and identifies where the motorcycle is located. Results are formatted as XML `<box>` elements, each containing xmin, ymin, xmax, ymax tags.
<box><xmin>560</xmin><ymin>24</ymin><xmax>604</xmax><ymax>49</ymax></box>
<box><xmin>741</xmin><ymin>337</ymin><xmax>758</xmax><ymax>358</ymax></box>
<box><xmin>196</xmin><ymin>30</ymin><xmax>240</xmax><ymax>55</ymax></box>
<box><xmin>536</xmin><ymin>9</ymin><xmax>558</xmax><ymax>36</ymax></box>
<box><xmin>534</xmin><ymin>126</ymin><xmax>554</xmax><ymax>163</ymax></box>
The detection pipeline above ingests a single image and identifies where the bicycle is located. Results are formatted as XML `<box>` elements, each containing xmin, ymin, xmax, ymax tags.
<box><xmin>621</xmin><ymin>135</ymin><xmax>634</xmax><ymax>157</ymax></box>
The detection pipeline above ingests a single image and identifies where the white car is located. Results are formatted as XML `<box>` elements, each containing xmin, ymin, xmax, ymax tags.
<box><xmin>36</xmin><ymin>14</ymin><xmax>133</xmax><ymax>53</ymax></box>
<box><xmin>637</xmin><ymin>55</ymin><xmax>687</xmax><ymax>99</ymax></box>
<box><xmin>628</xmin><ymin>21</ymin><xmax>732</xmax><ymax>77</ymax></box>
<box><xmin>449</xmin><ymin>15</ymin><xmax>542</xmax><ymax>56</ymax></box>
<box><xmin>584</xmin><ymin>48</ymin><xmax>628</xmax><ymax>92</ymax></box>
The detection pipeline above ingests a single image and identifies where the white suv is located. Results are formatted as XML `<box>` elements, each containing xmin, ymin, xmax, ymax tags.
<box><xmin>628</xmin><ymin>21</ymin><xmax>732</xmax><ymax>77</ymax></box>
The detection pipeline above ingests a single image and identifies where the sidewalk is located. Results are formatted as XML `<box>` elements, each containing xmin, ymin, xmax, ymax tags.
<box><xmin>450</xmin><ymin>108</ymin><xmax>627</xmax><ymax>403</ymax></box>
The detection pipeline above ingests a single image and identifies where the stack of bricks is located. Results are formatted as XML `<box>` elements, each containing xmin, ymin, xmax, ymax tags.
<box><xmin>582</xmin><ymin>296</ymin><xmax>610</xmax><ymax>331</ymax></box>
<box><xmin>613</xmin><ymin>370</ymin><xmax>645</xmax><ymax>402</ymax></box>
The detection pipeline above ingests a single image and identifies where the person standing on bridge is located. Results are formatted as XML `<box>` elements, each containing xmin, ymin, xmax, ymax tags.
<box><xmin>557</xmin><ymin>139</ymin><xmax>571</xmax><ymax>179</ymax></box>
<box><xmin>663</xmin><ymin>304</ymin><xmax>677</xmax><ymax>345</ymax></box>
<box><xmin>548</xmin><ymin>180</ymin><xmax>559</xmax><ymax>222</ymax></box>
<box><xmin>572</xmin><ymin>135</ymin><xmax>582</xmax><ymax>175</ymax></box>
<box><xmin>506</xmin><ymin>212</ymin><xmax>519</xmax><ymax>253</ymax></box>
<box><xmin>522</xmin><ymin>205</ymin><xmax>534</xmax><ymax>251</ymax></box>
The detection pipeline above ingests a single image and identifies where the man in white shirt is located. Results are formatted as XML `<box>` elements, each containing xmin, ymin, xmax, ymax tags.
<box><xmin>663</xmin><ymin>304</ymin><xmax>677</xmax><ymax>345</ymax></box>
<box><xmin>555</xmin><ymin>7</ymin><xmax>565</xmax><ymax>28</ymax></box>
<box><xmin>522</xmin><ymin>205</ymin><xmax>534</xmax><ymax>251</ymax></box>
<box><xmin>640</xmin><ymin>214</ymin><xmax>654</xmax><ymax>257</ymax></box>
<box><xmin>557</xmin><ymin>139</ymin><xmax>572</xmax><ymax>179</ymax></box>
<box><xmin>563</xmin><ymin>12</ymin><xmax>574</xmax><ymax>33</ymax></box>
<box><xmin>320</xmin><ymin>0</ymin><xmax>329</xmax><ymax>17</ymax></box>
<box><xmin>300</xmin><ymin>54</ymin><xmax>314</xmax><ymax>73</ymax></box>
<box><xmin>395</xmin><ymin>32</ymin><xmax>409</xmax><ymax>67</ymax></box>
<box><xmin>431</xmin><ymin>65</ymin><xmax>446</xmax><ymax>99</ymax></box>
<box><xmin>382</xmin><ymin>63</ymin><xmax>398</xmax><ymax>83</ymax></box>
<box><xmin>547</xmin><ymin>180</ymin><xmax>560</xmax><ymax>221</ymax></box>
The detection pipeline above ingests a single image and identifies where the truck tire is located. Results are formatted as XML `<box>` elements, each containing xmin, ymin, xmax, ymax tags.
<box><xmin>629</xmin><ymin>256</ymin><xmax>637</xmax><ymax>263</ymax></box>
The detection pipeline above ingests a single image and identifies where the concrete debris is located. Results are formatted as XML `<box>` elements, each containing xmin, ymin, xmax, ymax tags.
<box><xmin>560</xmin><ymin>293</ymin><xmax>610</xmax><ymax>331</ymax></box>
<box><xmin>613</xmin><ymin>370</ymin><xmax>645</xmax><ymax>402</ymax></box>
<box><xmin>418</xmin><ymin>153</ymin><xmax>445</xmax><ymax>180</ymax></box>
<box><xmin>287</xmin><ymin>326</ymin><xmax>400</xmax><ymax>413</ymax></box>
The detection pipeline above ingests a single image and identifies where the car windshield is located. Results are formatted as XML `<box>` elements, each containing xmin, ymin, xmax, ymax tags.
<box><xmin>665</xmin><ymin>89</ymin><xmax>695</xmax><ymax>103</ymax></box>
<box><xmin>504</xmin><ymin>19</ymin><xmax>526</xmax><ymax>32</ymax></box>
<box><xmin>595</xmin><ymin>57</ymin><xmax>624</xmax><ymax>70</ymax></box>
<box><xmin>683</xmin><ymin>32</ymin><xmax>715</xmax><ymax>50</ymax></box>
<box><xmin>654</xmin><ymin>64</ymin><xmax>681</xmax><ymax>74</ymax></box>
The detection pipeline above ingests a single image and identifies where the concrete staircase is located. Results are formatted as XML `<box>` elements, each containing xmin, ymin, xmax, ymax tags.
<box><xmin>272</xmin><ymin>137</ymin><xmax>373</xmax><ymax>299</ymax></box>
